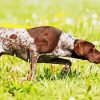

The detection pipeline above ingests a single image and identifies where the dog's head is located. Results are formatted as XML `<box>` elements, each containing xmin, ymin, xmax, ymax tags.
<box><xmin>74</xmin><ymin>39</ymin><xmax>100</xmax><ymax>64</ymax></box>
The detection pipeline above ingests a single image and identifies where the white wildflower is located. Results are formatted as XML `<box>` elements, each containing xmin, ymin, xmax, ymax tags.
<box><xmin>83</xmin><ymin>16</ymin><xmax>87</xmax><ymax>21</ymax></box>
<box><xmin>66</xmin><ymin>18</ymin><xmax>74</xmax><ymax>25</ymax></box>
<box><xmin>25</xmin><ymin>19</ymin><xmax>30</xmax><ymax>23</ymax></box>
<box><xmin>69</xmin><ymin>96</ymin><xmax>75</xmax><ymax>100</ymax></box>
<box><xmin>98</xmin><ymin>21</ymin><xmax>100</xmax><ymax>25</ymax></box>
<box><xmin>38</xmin><ymin>20</ymin><xmax>42</xmax><ymax>25</ymax></box>
<box><xmin>33</xmin><ymin>0</ymin><xmax>39</xmax><ymax>5</ymax></box>
<box><xmin>53</xmin><ymin>17</ymin><xmax>59</xmax><ymax>22</ymax></box>
<box><xmin>32</xmin><ymin>13</ymin><xmax>38</xmax><ymax>19</ymax></box>
<box><xmin>92</xmin><ymin>13</ymin><xmax>97</xmax><ymax>19</ymax></box>
<box><xmin>92</xmin><ymin>19</ymin><xmax>97</xmax><ymax>25</ymax></box>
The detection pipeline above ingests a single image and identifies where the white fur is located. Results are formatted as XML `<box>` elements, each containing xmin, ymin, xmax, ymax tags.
<box><xmin>52</xmin><ymin>32</ymin><xmax>75</xmax><ymax>57</ymax></box>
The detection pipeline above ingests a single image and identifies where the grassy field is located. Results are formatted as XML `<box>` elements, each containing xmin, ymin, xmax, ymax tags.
<box><xmin>0</xmin><ymin>0</ymin><xmax>100</xmax><ymax>100</ymax></box>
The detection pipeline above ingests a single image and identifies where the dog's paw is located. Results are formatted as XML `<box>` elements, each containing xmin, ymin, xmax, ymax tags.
<box><xmin>60</xmin><ymin>64</ymin><xmax>71</xmax><ymax>76</ymax></box>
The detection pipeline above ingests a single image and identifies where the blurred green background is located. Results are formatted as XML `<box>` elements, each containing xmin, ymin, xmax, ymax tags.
<box><xmin>0</xmin><ymin>0</ymin><xmax>100</xmax><ymax>41</ymax></box>
<box><xmin>0</xmin><ymin>0</ymin><xmax>100</xmax><ymax>100</ymax></box>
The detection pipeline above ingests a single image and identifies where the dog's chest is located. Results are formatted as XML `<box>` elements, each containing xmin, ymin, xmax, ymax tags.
<box><xmin>0</xmin><ymin>28</ymin><xmax>36</xmax><ymax>60</ymax></box>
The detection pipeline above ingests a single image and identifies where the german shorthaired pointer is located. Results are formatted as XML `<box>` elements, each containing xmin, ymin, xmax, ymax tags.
<box><xmin>0</xmin><ymin>26</ymin><xmax>100</xmax><ymax>80</ymax></box>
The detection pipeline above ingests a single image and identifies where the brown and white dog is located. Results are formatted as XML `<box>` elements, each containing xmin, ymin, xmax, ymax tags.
<box><xmin>0</xmin><ymin>26</ymin><xmax>100</xmax><ymax>80</ymax></box>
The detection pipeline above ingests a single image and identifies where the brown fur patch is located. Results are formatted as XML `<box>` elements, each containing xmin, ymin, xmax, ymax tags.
<box><xmin>10</xmin><ymin>34</ymin><xmax>17</xmax><ymax>39</ymax></box>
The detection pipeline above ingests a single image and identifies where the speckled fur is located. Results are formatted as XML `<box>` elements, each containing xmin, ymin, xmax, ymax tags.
<box><xmin>52</xmin><ymin>32</ymin><xmax>75</xmax><ymax>57</ymax></box>
<box><xmin>0</xmin><ymin>28</ymin><xmax>37</xmax><ymax>60</ymax></box>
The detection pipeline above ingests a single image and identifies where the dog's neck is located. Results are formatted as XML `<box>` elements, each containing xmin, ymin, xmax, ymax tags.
<box><xmin>48</xmin><ymin>32</ymin><xmax>75</xmax><ymax>57</ymax></box>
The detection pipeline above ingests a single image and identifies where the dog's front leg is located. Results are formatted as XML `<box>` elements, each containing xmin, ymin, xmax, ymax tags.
<box><xmin>51</xmin><ymin>58</ymin><xmax>72</xmax><ymax>76</ymax></box>
<box><xmin>28</xmin><ymin>53</ymin><xmax>39</xmax><ymax>81</ymax></box>
<box><xmin>38</xmin><ymin>55</ymin><xmax>72</xmax><ymax>76</ymax></box>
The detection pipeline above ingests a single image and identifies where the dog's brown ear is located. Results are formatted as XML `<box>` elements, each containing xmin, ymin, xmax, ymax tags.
<box><xmin>74</xmin><ymin>39</ymin><xmax>95</xmax><ymax>56</ymax></box>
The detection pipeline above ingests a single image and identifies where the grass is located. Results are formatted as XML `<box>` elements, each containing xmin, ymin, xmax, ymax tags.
<box><xmin>0</xmin><ymin>0</ymin><xmax>100</xmax><ymax>100</ymax></box>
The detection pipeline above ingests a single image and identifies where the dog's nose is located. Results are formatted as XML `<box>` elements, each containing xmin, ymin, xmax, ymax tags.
<box><xmin>87</xmin><ymin>49</ymin><xmax>100</xmax><ymax>64</ymax></box>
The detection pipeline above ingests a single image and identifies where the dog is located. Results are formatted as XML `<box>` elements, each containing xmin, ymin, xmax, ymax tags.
<box><xmin>0</xmin><ymin>26</ymin><xmax>100</xmax><ymax>80</ymax></box>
